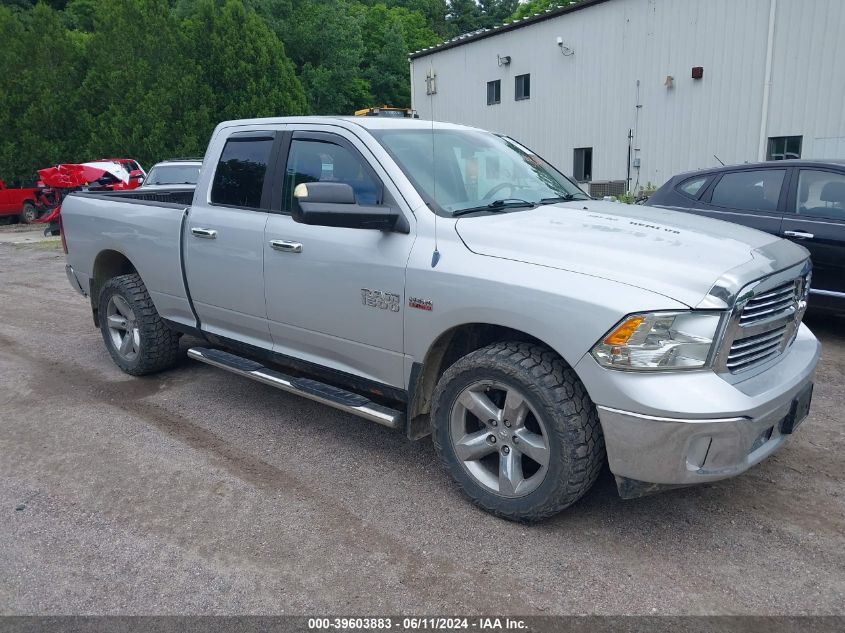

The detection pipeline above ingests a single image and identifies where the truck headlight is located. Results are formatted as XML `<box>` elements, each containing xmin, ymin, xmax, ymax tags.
<box><xmin>591</xmin><ymin>311</ymin><xmax>723</xmax><ymax>371</ymax></box>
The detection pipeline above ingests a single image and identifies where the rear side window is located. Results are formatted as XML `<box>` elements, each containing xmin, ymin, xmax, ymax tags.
<box><xmin>211</xmin><ymin>136</ymin><xmax>274</xmax><ymax>209</ymax></box>
<box><xmin>710</xmin><ymin>169</ymin><xmax>786</xmax><ymax>212</ymax></box>
<box><xmin>677</xmin><ymin>176</ymin><xmax>708</xmax><ymax>198</ymax></box>
<box><xmin>796</xmin><ymin>169</ymin><xmax>845</xmax><ymax>220</ymax></box>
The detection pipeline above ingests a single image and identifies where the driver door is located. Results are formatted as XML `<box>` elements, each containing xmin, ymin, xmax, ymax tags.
<box><xmin>263</xmin><ymin>129</ymin><xmax>415</xmax><ymax>388</ymax></box>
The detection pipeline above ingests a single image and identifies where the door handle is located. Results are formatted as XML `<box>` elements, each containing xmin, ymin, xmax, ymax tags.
<box><xmin>191</xmin><ymin>227</ymin><xmax>217</xmax><ymax>239</ymax></box>
<box><xmin>783</xmin><ymin>230</ymin><xmax>814</xmax><ymax>240</ymax></box>
<box><xmin>269</xmin><ymin>239</ymin><xmax>303</xmax><ymax>253</ymax></box>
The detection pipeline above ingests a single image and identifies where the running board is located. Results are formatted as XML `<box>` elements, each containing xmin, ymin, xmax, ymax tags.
<box><xmin>187</xmin><ymin>347</ymin><xmax>403</xmax><ymax>429</ymax></box>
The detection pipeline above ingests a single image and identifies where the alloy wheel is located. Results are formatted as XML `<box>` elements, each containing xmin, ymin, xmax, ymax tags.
<box><xmin>449</xmin><ymin>380</ymin><xmax>550</xmax><ymax>497</ymax></box>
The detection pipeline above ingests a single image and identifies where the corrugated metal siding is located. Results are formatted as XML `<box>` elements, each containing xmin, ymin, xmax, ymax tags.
<box><xmin>411</xmin><ymin>0</ymin><xmax>845</xmax><ymax>187</ymax></box>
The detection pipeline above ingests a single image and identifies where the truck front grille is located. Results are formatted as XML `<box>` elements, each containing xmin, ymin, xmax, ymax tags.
<box><xmin>719</xmin><ymin>270</ymin><xmax>810</xmax><ymax>375</ymax></box>
<box><xmin>726</xmin><ymin>325</ymin><xmax>788</xmax><ymax>372</ymax></box>
<box><xmin>738</xmin><ymin>280</ymin><xmax>798</xmax><ymax>325</ymax></box>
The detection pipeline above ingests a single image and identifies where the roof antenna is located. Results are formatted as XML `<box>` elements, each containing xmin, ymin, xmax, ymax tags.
<box><xmin>714</xmin><ymin>154</ymin><xmax>725</xmax><ymax>166</ymax></box>
<box><xmin>429</xmin><ymin>64</ymin><xmax>440</xmax><ymax>268</ymax></box>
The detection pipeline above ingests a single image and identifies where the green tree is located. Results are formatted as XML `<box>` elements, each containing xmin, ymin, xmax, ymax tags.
<box><xmin>510</xmin><ymin>0</ymin><xmax>581</xmax><ymax>23</ymax></box>
<box><xmin>78</xmin><ymin>0</ymin><xmax>210</xmax><ymax>166</ymax></box>
<box><xmin>355</xmin><ymin>3</ymin><xmax>439</xmax><ymax>106</ymax></box>
<box><xmin>289</xmin><ymin>0</ymin><xmax>371</xmax><ymax>114</ymax></box>
<box><xmin>445</xmin><ymin>0</ymin><xmax>481</xmax><ymax>34</ymax></box>
<box><xmin>0</xmin><ymin>2</ymin><xmax>85</xmax><ymax>183</ymax></box>
<box><xmin>184</xmin><ymin>0</ymin><xmax>308</xmax><ymax>122</ymax></box>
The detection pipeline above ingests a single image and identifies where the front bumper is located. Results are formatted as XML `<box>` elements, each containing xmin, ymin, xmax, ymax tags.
<box><xmin>575</xmin><ymin>323</ymin><xmax>820</xmax><ymax>491</ymax></box>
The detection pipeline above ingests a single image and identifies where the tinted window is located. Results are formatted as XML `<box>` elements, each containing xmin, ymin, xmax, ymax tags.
<box><xmin>678</xmin><ymin>176</ymin><xmax>708</xmax><ymax>198</ymax></box>
<box><xmin>710</xmin><ymin>169</ymin><xmax>786</xmax><ymax>212</ymax></box>
<box><xmin>515</xmin><ymin>74</ymin><xmax>530</xmax><ymax>100</ymax></box>
<box><xmin>796</xmin><ymin>169</ymin><xmax>845</xmax><ymax>220</ymax></box>
<box><xmin>284</xmin><ymin>138</ymin><xmax>381</xmax><ymax>210</ymax></box>
<box><xmin>211</xmin><ymin>136</ymin><xmax>274</xmax><ymax>208</ymax></box>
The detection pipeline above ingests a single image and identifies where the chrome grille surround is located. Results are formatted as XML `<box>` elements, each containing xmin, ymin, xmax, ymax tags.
<box><xmin>712</xmin><ymin>262</ymin><xmax>812</xmax><ymax>376</ymax></box>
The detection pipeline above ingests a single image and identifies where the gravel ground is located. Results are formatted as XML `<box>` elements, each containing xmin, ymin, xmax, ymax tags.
<box><xmin>0</xmin><ymin>242</ymin><xmax>843</xmax><ymax>615</ymax></box>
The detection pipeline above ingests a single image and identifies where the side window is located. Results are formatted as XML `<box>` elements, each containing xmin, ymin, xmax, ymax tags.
<box><xmin>284</xmin><ymin>138</ymin><xmax>381</xmax><ymax>211</ymax></box>
<box><xmin>796</xmin><ymin>170</ymin><xmax>845</xmax><ymax>220</ymax></box>
<box><xmin>210</xmin><ymin>135</ymin><xmax>274</xmax><ymax>209</ymax></box>
<box><xmin>486</xmin><ymin>80</ymin><xmax>501</xmax><ymax>106</ymax></box>
<box><xmin>677</xmin><ymin>175</ymin><xmax>708</xmax><ymax>198</ymax></box>
<box><xmin>573</xmin><ymin>147</ymin><xmax>592</xmax><ymax>182</ymax></box>
<box><xmin>515</xmin><ymin>74</ymin><xmax>530</xmax><ymax>101</ymax></box>
<box><xmin>710</xmin><ymin>169</ymin><xmax>786</xmax><ymax>212</ymax></box>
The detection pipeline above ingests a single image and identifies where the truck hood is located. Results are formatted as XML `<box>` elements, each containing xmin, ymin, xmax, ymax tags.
<box><xmin>454</xmin><ymin>200</ymin><xmax>788</xmax><ymax>307</ymax></box>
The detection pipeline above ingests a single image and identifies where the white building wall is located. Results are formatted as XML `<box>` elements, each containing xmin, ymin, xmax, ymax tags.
<box><xmin>410</xmin><ymin>0</ymin><xmax>845</xmax><ymax>190</ymax></box>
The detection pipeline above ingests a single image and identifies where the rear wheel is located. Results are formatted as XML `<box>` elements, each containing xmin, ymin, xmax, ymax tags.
<box><xmin>431</xmin><ymin>342</ymin><xmax>604</xmax><ymax>522</ymax></box>
<box><xmin>98</xmin><ymin>273</ymin><xmax>180</xmax><ymax>375</ymax></box>
<box><xmin>20</xmin><ymin>203</ymin><xmax>37</xmax><ymax>224</ymax></box>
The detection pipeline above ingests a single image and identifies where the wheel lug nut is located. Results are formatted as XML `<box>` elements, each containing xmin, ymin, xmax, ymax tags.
<box><xmin>502</xmin><ymin>446</ymin><xmax>510</xmax><ymax>454</ymax></box>
<box><xmin>489</xmin><ymin>419</ymin><xmax>498</xmax><ymax>426</ymax></box>
<box><xmin>512</xmin><ymin>435</ymin><xmax>519</xmax><ymax>443</ymax></box>
<box><xmin>504</xmin><ymin>420</ymin><xmax>511</xmax><ymax>428</ymax></box>
<box><xmin>487</xmin><ymin>435</ymin><xmax>497</xmax><ymax>444</ymax></box>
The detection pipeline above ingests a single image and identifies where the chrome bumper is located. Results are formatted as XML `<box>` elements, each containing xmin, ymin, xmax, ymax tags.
<box><xmin>578</xmin><ymin>324</ymin><xmax>820</xmax><ymax>490</ymax></box>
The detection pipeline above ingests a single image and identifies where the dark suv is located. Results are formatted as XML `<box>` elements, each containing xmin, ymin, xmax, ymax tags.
<box><xmin>649</xmin><ymin>160</ymin><xmax>845</xmax><ymax>313</ymax></box>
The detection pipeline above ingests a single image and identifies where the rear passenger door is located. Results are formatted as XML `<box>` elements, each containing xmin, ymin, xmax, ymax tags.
<box><xmin>184</xmin><ymin>129</ymin><xmax>282</xmax><ymax>349</ymax></box>
<box><xmin>694</xmin><ymin>168</ymin><xmax>788</xmax><ymax>235</ymax></box>
<box><xmin>783</xmin><ymin>168</ymin><xmax>845</xmax><ymax>297</ymax></box>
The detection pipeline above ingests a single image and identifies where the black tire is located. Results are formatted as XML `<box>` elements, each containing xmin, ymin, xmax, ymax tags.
<box><xmin>20</xmin><ymin>202</ymin><xmax>38</xmax><ymax>224</ymax></box>
<box><xmin>431</xmin><ymin>342</ymin><xmax>604</xmax><ymax>522</ymax></box>
<box><xmin>98</xmin><ymin>273</ymin><xmax>180</xmax><ymax>376</ymax></box>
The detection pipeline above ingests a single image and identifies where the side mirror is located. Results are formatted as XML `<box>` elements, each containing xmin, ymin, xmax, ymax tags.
<box><xmin>292</xmin><ymin>181</ymin><xmax>407</xmax><ymax>232</ymax></box>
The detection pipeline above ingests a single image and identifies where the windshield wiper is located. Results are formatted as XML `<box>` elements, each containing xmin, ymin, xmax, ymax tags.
<box><xmin>538</xmin><ymin>194</ymin><xmax>590</xmax><ymax>205</ymax></box>
<box><xmin>452</xmin><ymin>198</ymin><xmax>537</xmax><ymax>217</ymax></box>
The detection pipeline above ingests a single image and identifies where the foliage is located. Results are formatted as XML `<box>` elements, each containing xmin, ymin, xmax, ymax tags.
<box><xmin>0</xmin><ymin>0</ymin><xmax>526</xmax><ymax>182</ymax></box>
<box><xmin>509</xmin><ymin>0</ymin><xmax>581</xmax><ymax>23</ymax></box>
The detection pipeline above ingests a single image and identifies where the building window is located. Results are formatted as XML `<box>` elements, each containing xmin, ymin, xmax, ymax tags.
<box><xmin>515</xmin><ymin>74</ymin><xmax>530</xmax><ymax>101</ymax></box>
<box><xmin>573</xmin><ymin>147</ymin><xmax>592</xmax><ymax>182</ymax></box>
<box><xmin>486</xmin><ymin>80</ymin><xmax>501</xmax><ymax>105</ymax></box>
<box><xmin>767</xmin><ymin>136</ymin><xmax>802</xmax><ymax>161</ymax></box>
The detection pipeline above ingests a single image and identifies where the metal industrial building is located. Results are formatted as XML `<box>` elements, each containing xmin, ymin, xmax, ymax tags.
<box><xmin>409</xmin><ymin>0</ymin><xmax>845</xmax><ymax>196</ymax></box>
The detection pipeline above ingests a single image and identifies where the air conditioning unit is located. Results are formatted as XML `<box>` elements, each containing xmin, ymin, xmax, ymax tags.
<box><xmin>589</xmin><ymin>180</ymin><xmax>627</xmax><ymax>198</ymax></box>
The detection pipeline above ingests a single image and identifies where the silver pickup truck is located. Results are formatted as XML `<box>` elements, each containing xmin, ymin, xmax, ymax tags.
<box><xmin>62</xmin><ymin>117</ymin><xmax>819</xmax><ymax>521</ymax></box>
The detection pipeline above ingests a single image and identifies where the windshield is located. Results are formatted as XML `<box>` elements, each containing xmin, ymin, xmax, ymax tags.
<box><xmin>373</xmin><ymin>128</ymin><xmax>588</xmax><ymax>216</ymax></box>
<box><xmin>146</xmin><ymin>164</ymin><xmax>200</xmax><ymax>185</ymax></box>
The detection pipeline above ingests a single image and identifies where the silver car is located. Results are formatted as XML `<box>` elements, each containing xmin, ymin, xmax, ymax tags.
<box><xmin>140</xmin><ymin>158</ymin><xmax>202</xmax><ymax>190</ymax></box>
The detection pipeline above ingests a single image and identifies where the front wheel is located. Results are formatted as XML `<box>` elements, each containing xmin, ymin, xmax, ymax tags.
<box><xmin>431</xmin><ymin>342</ymin><xmax>604</xmax><ymax>522</ymax></box>
<box><xmin>98</xmin><ymin>273</ymin><xmax>181</xmax><ymax>376</ymax></box>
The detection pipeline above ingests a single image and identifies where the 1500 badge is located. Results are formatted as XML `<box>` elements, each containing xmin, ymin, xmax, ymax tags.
<box><xmin>361</xmin><ymin>289</ymin><xmax>400</xmax><ymax>312</ymax></box>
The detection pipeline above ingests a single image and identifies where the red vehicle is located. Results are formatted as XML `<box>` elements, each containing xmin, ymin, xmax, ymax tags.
<box><xmin>36</xmin><ymin>161</ymin><xmax>143</xmax><ymax>235</ymax></box>
<box><xmin>97</xmin><ymin>158</ymin><xmax>146</xmax><ymax>187</ymax></box>
<box><xmin>0</xmin><ymin>179</ymin><xmax>41</xmax><ymax>223</ymax></box>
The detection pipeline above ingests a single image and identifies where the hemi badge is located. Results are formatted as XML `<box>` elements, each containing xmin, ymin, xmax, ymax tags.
<box><xmin>409</xmin><ymin>297</ymin><xmax>433</xmax><ymax>311</ymax></box>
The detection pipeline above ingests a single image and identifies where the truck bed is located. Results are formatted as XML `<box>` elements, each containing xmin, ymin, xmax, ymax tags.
<box><xmin>62</xmin><ymin>187</ymin><xmax>197</xmax><ymax>329</ymax></box>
